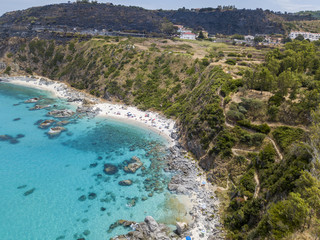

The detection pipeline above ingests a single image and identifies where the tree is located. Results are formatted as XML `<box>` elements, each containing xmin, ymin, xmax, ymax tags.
<box><xmin>268</xmin><ymin>192</ymin><xmax>310</xmax><ymax>239</ymax></box>
<box><xmin>160</xmin><ymin>19</ymin><xmax>177</xmax><ymax>35</ymax></box>
<box><xmin>254</xmin><ymin>36</ymin><xmax>264</xmax><ymax>43</ymax></box>
<box><xmin>310</xmin><ymin>106</ymin><xmax>320</xmax><ymax>179</ymax></box>
<box><xmin>198</xmin><ymin>31</ymin><xmax>205</xmax><ymax>39</ymax></box>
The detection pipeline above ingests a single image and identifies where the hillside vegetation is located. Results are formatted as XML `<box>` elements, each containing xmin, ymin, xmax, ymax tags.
<box><xmin>0</xmin><ymin>3</ymin><xmax>316</xmax><ymax>36</ymax></box>
<box><xmin>1</xmin><ymin>36</ymin><xmax>320</xmax><ymax>239</ymax></box>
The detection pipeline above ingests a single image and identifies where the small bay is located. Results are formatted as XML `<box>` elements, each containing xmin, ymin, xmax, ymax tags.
<box><xmin>0</xmin><ymin>82</ymin><xmax>183</xmax><ymax>239</ymax></box>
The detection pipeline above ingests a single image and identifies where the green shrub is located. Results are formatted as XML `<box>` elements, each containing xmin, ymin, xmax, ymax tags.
<box><xmin>237</xmin><ymin>119</ymin><xmax>271</xmax><ymax>134</ymax></box>
<box><xmin>226</xmin><ymin>59</ymin><xmax>236</xmax><ymax>65</ymax></box>
<box><xmin>4</xmin><ymin>66</ymin><xmax>11</xmax><ymax>75</ymax></box>
<box><xmin>272</xmin><ymin>126</ymin><xmax>305</xmax><ymax>151</ymax></box>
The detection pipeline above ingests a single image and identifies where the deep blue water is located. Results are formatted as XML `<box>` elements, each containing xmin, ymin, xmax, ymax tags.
<box><xmin>0</xmin><ymin>83</ymin><xmax>180</xmax><ymax>240</ymax></box>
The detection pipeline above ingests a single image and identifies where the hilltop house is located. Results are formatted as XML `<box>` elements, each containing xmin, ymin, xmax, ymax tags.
<box><xmin>180</xmin><ymin>32</ymin><xmax>197</xmax><ymax>40</ymax></box>
<box><xmin>289</xmin><ymin>31</ymin><xmax>320</xmax><ymax>41</ymax></box>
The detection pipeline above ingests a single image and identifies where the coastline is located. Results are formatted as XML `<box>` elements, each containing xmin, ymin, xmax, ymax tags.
<box><xmin>0</xmin><ymin>75</ymin><xmax>223</xmax><ymax>239</ymax></box>
<box><xmin>0</xmin><ymin>75</ymin><xmax>177</xmax><ymax>146</ymax></box>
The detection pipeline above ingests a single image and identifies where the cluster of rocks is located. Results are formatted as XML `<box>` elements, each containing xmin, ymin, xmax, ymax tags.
<box><xmin>123</xmin><ymin>156</ymin><xmax>143</xmax><ymax>173</ymax></box>
<box><xmin>166</xmin><ymin>145</ymin><xmax>224</xmax><ymax>239</ymax></box>
<box><xmin>112</xmin><ymin>144</ymin><xmax>224</xmax><ymax>239</ymax></box>
<box><xmin>47</xmin><ymin>109</ymin><xmax>75</xmax><ymax>118</ymax></box>
<box><xmin>0</xmin><ymin>133</ymin><xmax>25</xmax><ymax>144</ymax></box>
<box><xmin>111</xmin><ymin>216</ymin><xmax>171</xmax><ymax>240</ymax></box>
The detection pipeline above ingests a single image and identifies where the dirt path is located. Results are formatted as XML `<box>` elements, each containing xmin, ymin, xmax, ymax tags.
<box><xmin>253</xmin><ymin>170</ymin><xmax>260</xmax><ymax>199</ymax></box>
<box><xmin>266</xmin><ymin>136</ymin><xmax>283</xmax><ymax>161</ymax></box>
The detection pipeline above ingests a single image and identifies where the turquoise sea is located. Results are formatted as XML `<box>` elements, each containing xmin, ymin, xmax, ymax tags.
<box><xmin>0</xmin><ymin>82</ymin><xmax>182</xmax><ymax>239</ymax></box>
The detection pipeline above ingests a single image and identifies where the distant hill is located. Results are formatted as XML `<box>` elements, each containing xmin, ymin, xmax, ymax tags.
<box><xmin>0</xmin><ymin>3</ymin><xmax>315</xmax><ymax>37</ymax></box>
<box><xmin>295</xmin><ymin>10</ymin><xmax>320</xmax><ymax>20</ymax></box>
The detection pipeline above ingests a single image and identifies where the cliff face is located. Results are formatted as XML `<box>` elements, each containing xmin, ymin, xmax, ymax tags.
<box><xmin>0</xmin><ymin>3</ymin><xmax>313</xmax><ymax>36</ymax></box>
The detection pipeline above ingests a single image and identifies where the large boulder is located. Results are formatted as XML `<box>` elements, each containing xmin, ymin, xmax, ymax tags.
<box><xmin>175</xmin><ymin>222</ymin><xmax>188</xmax><ymax>235</ymax></box>
<box><xmin>47</xmin><ymin>109</ymin><xmax>75</xmax><ymax>118</ymax></box>
<box><xmin>144</xmin><ymin>216</ymin><xmax>159</xmax><ymax>232</ymax></box>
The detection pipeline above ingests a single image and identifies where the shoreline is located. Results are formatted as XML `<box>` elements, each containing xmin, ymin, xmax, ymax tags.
<box><xmin>0</xmin><ymin>75</ymin><xmax>223</xmax><ymax>239</ymax></box>
<box><xmin>0</xmin><ymin>75</ymin><xmax>178</xmax><ymax>146</ymax></box>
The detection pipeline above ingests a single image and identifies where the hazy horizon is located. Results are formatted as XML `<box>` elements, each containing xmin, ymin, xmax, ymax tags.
<box><xmin>1</xmin><ymin>0</ymin><xmax>320</xmax><ymax>16</ymax></box>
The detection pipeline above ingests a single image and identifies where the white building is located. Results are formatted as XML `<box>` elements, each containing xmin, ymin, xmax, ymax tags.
<box><xmin>244</xmin><ymin>35</ymin><xmax>255</xmax><ymax>42</ymax></box>
<box><xmin>289</xmin><ymin>31</ymin><xmax>320</xmax><ymax>41</ymax></box>
<box><xmin>180</xmin><ymin>32</ymin><xmax>197</xmax><ymax>40</ymax></box>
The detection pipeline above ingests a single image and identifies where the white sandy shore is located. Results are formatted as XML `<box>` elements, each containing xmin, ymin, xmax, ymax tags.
<box><xmin>0</xmin><ymin>75</ymin><xmax>178</xmax><ymax>146</ymax></box>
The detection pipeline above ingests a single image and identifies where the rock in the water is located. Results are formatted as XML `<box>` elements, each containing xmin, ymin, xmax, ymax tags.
<box><xmin>104</xmin><ymin>164</ymin><xmax>118</xmax><ymax>175</ymax></box>
<box><xmin>175</xmin><ymin>222</ymin><xmax>188</xmax><ymax>235</ymax></box>
<box><xmin>16</xmin><ymin>134</ymin><xmax>25</xmax><ymax>139</ymax></box>
<box><xmin>144</xmin><ymin>216</ymin><xmax>158</xmax><ymax>232</ymax></box>
<box><xmin>0</xmin><ymin>134</ymin><xmax>13</xmax><ymax>141</ymax></box>
<box><xmin>47</xmin><ymin>127</ymin><xmax>66</xmax><ymax>136</ymax></box>
<box><xmin>38</xmin><ymin>119</ymin><xmax>55</xmax><ymax>129</ymax></box>
<box><xmin>56</xmin><ymin>120</ymin><xmax>69</xmax><ymax>126</ymax></box>
<box><xmin>47</xmin><ymin>109</ymin><xmax>75</xmax><ymax>118</ymax></box>
<box><xmin>88</xmin><ymin>192</ymin><xmax>97</xmax><ymax>200</ymax></box>
<box><xmin>78</xmin><ymin>195</ymin><xmax>86</xmax><ymax>201</ymax></box>
<box><xmin>24</xmin><ymin>188</ymin><xmax>35</xmax><ymax>196</ymax></box>
<box><xmin>25</xmin><ymin>97</ymin><xmax>39</xmax><ymax>103</ymax></box>
<box><xmin>119</xmin><ymin>180</ymin><xmax>132</xmax><ymax>186</ymax></box>
<box><xmin>30</xmin><ymin>104</ymin><xmax>51</xmax><ymax>110</ymax></box>
<box><xmin>123</xmin><ymin>156</ymin><xmax>143</xmax><ymax>173</ymax></box>
<box><xmin>89</xmin><ymin>163</ymin><xmax>98</xmax><ymax>168</ymax></box>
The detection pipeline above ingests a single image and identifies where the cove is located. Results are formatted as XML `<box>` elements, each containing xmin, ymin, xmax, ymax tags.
<box><xmin>0</xmin><ymin>82</ymin><xmax>183</xmax><ymax>239</ymax></box>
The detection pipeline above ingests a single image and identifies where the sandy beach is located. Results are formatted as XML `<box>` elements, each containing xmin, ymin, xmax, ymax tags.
<box><xmin>0</xmin><ymin>75</ymin><xmax>178</xmax><ymax>146</ymax></box>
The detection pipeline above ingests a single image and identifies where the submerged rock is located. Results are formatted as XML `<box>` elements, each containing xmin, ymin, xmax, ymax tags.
<box><xmin>30</xmin><ymin>105</ymin><xmax>51</xmax><ymax>110</ymax></box>
<box><xmin>56</xmin><ymin>120</ymin><xmax>70</xmax><ymax>126</ymax></box>
<box><xmin>0</xmin><ymin>134</ymin><xmax>13</xmax><ymax>141</ymax></box>
<box><xmin>88</xmin><ymin>192</ymin><xmax>97</xmax><ymax>200</ymax></box>
<box><xmin>123</xmin><ymin>156</ymin><xmax>143</xmax><ymax>174</ymax></box>
<box><xmin>25</xmin><ymin>97</ymin><xmax>39</xmax><ymax>103</ymax></box>
<box><xmin>16</xmin><ymin>134</ymin><xmax>25</xmax><ymax>139</ymax></box>
<box><xmin>78</xmin><ymin>195</ymin><xmax>87</xmax><ymax>202</ymax></box>
<box><xmin>103</xmin><ymin>164</ymin><xmax>118</xmax><ymax>175</ymax></box>
<box><xmin>23</xmin><ymin>188</ymin><xmax>35</xmax><ymax>196</ymax></box>
<box><xmin>119</xmin><ymin>180</ymin><xmax>132</xmax><ymax>186</ymax></box>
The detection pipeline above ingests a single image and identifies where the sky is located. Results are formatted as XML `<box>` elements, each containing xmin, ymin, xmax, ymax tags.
<box><xmin>1</xmin><ymin>0</ymin><xmax>320</xmax><ymax>16</ymax></box>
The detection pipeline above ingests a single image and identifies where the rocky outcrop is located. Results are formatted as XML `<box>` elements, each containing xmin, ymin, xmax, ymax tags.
<box><xmin>111</xmin><ymin>216</ymin><xmax>170</xmax><ymax>240</ymax></box>
<box><xmin>25</xmin><ymin>97</ymin><xmax>39</xmax><ymax>103</ymax></box>
<box><xmin>38</xmin><ymin>119</ymin><xmax>55</xmax><ymax>129</ymax></box>
<box><xmin>123</xmin><ymin>156</ymin><xmax>143</xmax><ymax>173</ymax></box>
<box><xmin>47</xmin><ymin>126</ymin><xmax>66</xmax><ymax>136</ymax></box>
<box><xmin>47</xmin><ymin>109</ymin><xmax>75</xmax><ymax>118</ymax></box>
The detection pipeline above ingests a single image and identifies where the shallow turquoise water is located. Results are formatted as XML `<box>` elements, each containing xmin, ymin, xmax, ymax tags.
<box><xmin>0</xmin><ymin>83</ymin><xmax>176</xmax><ymax>240</ymax></box>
